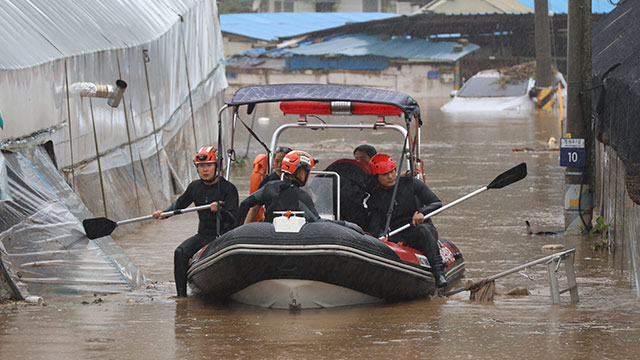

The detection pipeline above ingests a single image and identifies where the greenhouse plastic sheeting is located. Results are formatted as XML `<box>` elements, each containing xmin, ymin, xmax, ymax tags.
<box><xmin>592</xmin><ymin>0</ymin><xmax>640</xmax><ymax>204</ymax></box>
<box><xmin>0</xmin><ymin>0</ymin><xmax>228</xmax><ymax>234</ymax></box>
<box><xmin>0</xmin><ymin>148</ymin><xmax>144</xmax><ymax>299</ymax></box>
<box><xmin>0</xmin><ymin>0</ymin><xmax>227</xmax><ymax>170</ymax></box>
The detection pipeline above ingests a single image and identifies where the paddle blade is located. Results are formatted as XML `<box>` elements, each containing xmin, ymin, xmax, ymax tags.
<box><xmin>83</xmin><ymin>217</ymin><xmax>118</xmax><ymax>240</ymax></box>
<box><xmin>487</xmin><ymin>162</ymin><xmax>527</xmax><ymax>189</ymax></box>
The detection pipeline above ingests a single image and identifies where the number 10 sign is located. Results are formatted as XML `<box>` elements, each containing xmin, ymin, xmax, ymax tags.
<box><xmin>560</xmin><ymin>138</ymin><xmax>585</xmax><ymax>167</ymax></box>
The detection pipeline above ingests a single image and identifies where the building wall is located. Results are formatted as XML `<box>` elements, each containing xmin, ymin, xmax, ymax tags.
<box><xmin>291</xmin><ymin>0</ymin><xmax>314</xmax><ymax>12</ymax></box>
<box><xmin>258</xmin><ymin>0</ymin><xmax>418</xmax><ymax>14</ymax></box>
<box><xmin>225</xmin><ymin>61</ymin><xmax>456</xmax><ymax>98</ymax></box>
<box><xmin>223</xmin><ymin>34</ymin><xmax>267</xmax><ymax>57</ymax></box>
<box><xmin>418</xmin><ymin>0</ymin><xmax>532</xmax><ymax>14</ymax></box>
<box><xmin>336</xmin><ymin>0</ymin><xmax>363</xmax><ymax>12</ymax></box>
<box><xmin>595</xmin><ymin>141</ymin><xmax>640</xmax><ymax>297</ymax></box>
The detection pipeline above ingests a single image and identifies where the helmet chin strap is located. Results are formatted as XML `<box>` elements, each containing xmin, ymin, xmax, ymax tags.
<box><xmin>202</xmin><ymin>175</ymin><xmax>218</xmax><ymax>185</ymax></box>
<box><xmin>291</xmin><ymin>167</ymin><xmax>309</xmax><ymax>186</ymax></box>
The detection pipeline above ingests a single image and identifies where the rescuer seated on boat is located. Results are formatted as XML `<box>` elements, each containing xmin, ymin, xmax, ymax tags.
<box><xmin>237</xmin><ymin>150</ymin><xmax>321</xmax><ymax>225</ymax></box>
<box><xmin>259</xmin><ymin>146</ymin><xmax>293</xmax><ymax>188</ymax></box>
<box><xmin>246</xmin><ymin>146</ymin><xmax>293</xmax><ymax>222</ymax></box>
<box><xmin>364</xmin><ymin>154</ymin><xmax>448</xmax><ymax>288</ymax></box>
<box><xmin>152</xmin><ymin>146</ymin><xmax>239</xmax><ymax>297</ymax></box>
<box><xmin>353</xmin><ymin>144</ymin><xmax>377</xmax><ymax>163</ymax></box>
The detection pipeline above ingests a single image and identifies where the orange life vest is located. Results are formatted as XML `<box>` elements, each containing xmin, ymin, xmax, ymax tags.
<box><xmin>249</xmin><ymin>154</ymin><xmax>268</xmax><ymax>222</ymax></box>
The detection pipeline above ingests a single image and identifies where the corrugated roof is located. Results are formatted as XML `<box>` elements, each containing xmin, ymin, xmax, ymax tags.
<box><xmin>288</xmin><ymin>34</ymin><xmax>479</xmax><ymax>62</ymax></box>
<box><xmin>220</xmin><ymin>12</ymin><xmax>398</xmax><ymax>41</ymax></box>
<box><xmin>517</xmin><ymin>0</ymin><xmax>616</xmax><ymax>14</ymax></box>
<box><xmin>0</xmin><ymin>0</ymin><xmax>197</xmax><ymax>70</ymax></box>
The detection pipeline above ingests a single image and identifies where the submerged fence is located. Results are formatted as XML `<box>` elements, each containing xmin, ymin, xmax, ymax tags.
<box><xmin>595</xmin><ymin>141</ymin><xmax>640</xmax><ymax>298</ymax></box>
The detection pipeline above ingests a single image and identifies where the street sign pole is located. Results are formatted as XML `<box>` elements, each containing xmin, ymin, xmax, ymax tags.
<box><xmin>564</xmin><ymin>0</ymin><xmax>593</xmax><ymax>235</ymax></box>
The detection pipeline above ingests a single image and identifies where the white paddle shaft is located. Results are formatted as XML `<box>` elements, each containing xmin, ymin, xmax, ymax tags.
<box><xmin>382</xmin><ymin>186</ymin><xmax>488</xmax><ymax>239</ymax></box>
<box><xmin>116</xmin><ymin>204</ymin><xmax>212</xmax><ymax>226</ymax></box>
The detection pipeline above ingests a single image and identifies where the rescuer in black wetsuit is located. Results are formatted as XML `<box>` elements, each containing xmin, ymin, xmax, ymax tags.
<box><xmin>353</xmin><ymin>144</ymin><xmax>377</xmax><ymax>163</ymax></box>
<box><xmin>152</xmin><ymin>146</ymin><xmax>239</xmax><ymax>297</ymax></box>
<box><xmin>364</xmin><ymin>153</ymin><xmax>447</xmax><ymax>288</ymax></box>
<box><xmin>237</xmin><ymin>150</ymin><xmax>320</xmax><ymax>225</ymax></box>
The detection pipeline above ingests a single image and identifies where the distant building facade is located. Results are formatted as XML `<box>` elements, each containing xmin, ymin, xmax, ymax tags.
<box><xmin>251</xmin><ymin>0</ymin><xmax>423</xmax><ymax>14</ymax></box>
<box><xmin>225</xmin><ymin>33</ymin><xmax>478</xmax><ymax>98</ymax></box>
<box><xmin>416</xmin><ymin>0</ymin><xmax>532</xmax><ymax>14</ymax></box>
<box><xmin>221</xmin><ymin>12</ymin><xmax>398</xmax><ymax>56</ymax></box>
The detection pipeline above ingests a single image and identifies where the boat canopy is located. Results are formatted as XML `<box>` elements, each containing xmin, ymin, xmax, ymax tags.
<box><xmin>227</xmin><ymin>84</ymin><xmax>421</xmax><ymax>123</ymax></box>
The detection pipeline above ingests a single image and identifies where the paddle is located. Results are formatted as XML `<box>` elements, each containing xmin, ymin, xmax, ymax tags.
<box><xmin>83</xmin><ymin>204</ymin><xmax>212</xmax><ymax>239</ymax></box>
<box><xmin>380</xmin><ymin>162</ymin><xmax>527</xmax><ymax>239</ymax></box>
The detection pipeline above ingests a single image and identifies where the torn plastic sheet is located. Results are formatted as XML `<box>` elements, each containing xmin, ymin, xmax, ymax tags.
<box><xmin>0</xmin><ymin>149</ymin><xmax>144</xmax><ymax>299</ymax></box>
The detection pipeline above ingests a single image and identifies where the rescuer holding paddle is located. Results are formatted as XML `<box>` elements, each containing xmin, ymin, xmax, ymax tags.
<box><xmin>365</xmin><ymin>153</ymin><xmax>447</xmax><ymax>288</ymax></box>
<box><xmin>152</xmin><ymin>146</ymin><xmax>238</xmax><ymax>297</ymax></box>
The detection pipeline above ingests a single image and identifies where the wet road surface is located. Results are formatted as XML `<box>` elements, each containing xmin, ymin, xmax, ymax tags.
<box><xmin>2</xmin><ymin>98</ymin><xmax>640</xmax><ymax>359</ymax></box>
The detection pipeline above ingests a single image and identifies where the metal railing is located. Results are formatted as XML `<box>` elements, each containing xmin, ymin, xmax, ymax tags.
<box><xmin>446</xmin><ymin>248</ymin><xmax>579</xmax><ymax>304</ymax></box>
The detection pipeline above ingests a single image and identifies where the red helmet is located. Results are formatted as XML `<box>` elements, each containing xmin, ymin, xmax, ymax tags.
<box><xmin>281</xmin><ymin>150</ymin><xmax>315</xmax><ymax>174</ymax></box>
<box><xmin>369</xmin><ymin>153</ymin><xmax>396</xmax><ymax>175</ymax></box>
<box><xmin>194</xmin><ymin>146</ymin><xmax>217</xmax><ymax>165</ymax></box>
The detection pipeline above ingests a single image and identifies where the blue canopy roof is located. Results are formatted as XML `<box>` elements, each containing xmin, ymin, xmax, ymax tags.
<box><xmin>220</xmin><ymin>12</ymin><xmax>399</xmax><ymax>41</ymax></box>
<box><xmin>227</xmin><ymin>84</ymin><xmax>421</xmax><ymax>121</ymax></box>
<box><xmin>289</xmin><ymin>34</ymin><xmax>479</xmax><ymax>62</ymax></box>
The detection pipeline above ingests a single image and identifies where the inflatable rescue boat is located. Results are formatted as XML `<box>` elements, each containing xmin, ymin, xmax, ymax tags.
<box><xmin>185</xmin><ymin>84</ymin><xmax>466</xmax><ymax>309</ymax></box>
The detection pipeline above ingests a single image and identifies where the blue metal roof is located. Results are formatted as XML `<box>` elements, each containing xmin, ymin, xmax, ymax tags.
<box><xmin>516</xmin><ymin>0</ymin><xmax>616</xmax><ymax>14</ymax></box>
<box><xmin>220</xmin><ymin>12</ymin><xmax>399</xmax><ymax>41</ymax></box>
<box><xmin>288</xmin><ymin>34</ymin><xmax>479</xmax><ymax>62</ymax></box>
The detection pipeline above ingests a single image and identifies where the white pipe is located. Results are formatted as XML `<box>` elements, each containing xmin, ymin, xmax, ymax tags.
<box><xmin>59</xmin><ymin>80</ymin><xmax>127</xmax><ymax>108</ymax></box>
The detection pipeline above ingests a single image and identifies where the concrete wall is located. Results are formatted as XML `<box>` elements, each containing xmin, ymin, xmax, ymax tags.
<box><xmin>223</xmin><ymin>34</ymin><xmax>268</xmax><ymax>57</ymax></box>
<box><xmin>595</xmin><ymin>141</ymin><xmax>640</xmax><ymax>297</ymax></box>
<box><xmin>225</xmin><ymin>61</ymin><xmax>456</xmax><ymax>98</ymax></box>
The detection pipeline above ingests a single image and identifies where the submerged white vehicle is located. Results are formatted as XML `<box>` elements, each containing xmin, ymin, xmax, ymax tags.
<box><xmin>440</xmin><ymin>69</ymin><xmax>537</xmax><ymax>113</ymax></box>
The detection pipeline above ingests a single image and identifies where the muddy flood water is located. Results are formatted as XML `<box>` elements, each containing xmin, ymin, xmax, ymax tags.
<box><xmin>2</xmin><ymin>98</ymin><xmax>640</xmax><ymax>359</ymax></box>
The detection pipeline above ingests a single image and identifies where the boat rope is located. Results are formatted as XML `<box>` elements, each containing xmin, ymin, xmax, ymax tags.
<box><xmin>236</xmin><ymin>111</ymin><xmax>271</xmax><ymax>154</ymax></box>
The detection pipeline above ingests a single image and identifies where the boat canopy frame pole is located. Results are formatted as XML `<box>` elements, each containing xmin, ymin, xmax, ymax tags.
<box><xmin>217</xmin><ymin>106</ymin><xmax>418</xmax><ymax>178</ymax></box>
<box><xmin>228</xmin><ymin>108</ymin><xmax>241</xmax><ymax>179</ymax></box>
<box><xmin>216</xmin><ymin>104</ymin><xmax>229</xmax><ymax>179</ymax></box>
<box><xmin>269</xmin><ymin>123</ymin><xmax>410</xmax><ymax>173</ymax></box>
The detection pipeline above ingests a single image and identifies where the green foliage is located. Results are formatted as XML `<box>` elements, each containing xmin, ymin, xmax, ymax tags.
<box><xmin>233</xmin><ymin>156</ymin><xmax>247</xmax><ymax>168</ymax></box>
<box><xmin>589</xmin><ymin>215</ymin><xmax>611</xmax><ymax>251</ymax></box>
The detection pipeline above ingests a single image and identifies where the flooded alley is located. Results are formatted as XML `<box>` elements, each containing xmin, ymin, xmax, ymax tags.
<box><xmin>2</xmin><ymin>98</ymin><xmax>640</xmax><ymax>360</ymax></box>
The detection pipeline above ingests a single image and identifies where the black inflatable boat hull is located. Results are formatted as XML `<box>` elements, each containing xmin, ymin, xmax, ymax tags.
<box><xmin>187</xmin><ymin>222</ymin><xmax>464</xmax><ymax>308</ymax></box>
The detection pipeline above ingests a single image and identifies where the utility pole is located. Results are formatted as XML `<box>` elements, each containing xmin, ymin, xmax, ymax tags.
<box><xmin>563</xmin><ymin>0</ymin><xmax>593</xmax><ymax>234</ymax></box>
<box><xmin>535</xmin><ymin>0</ymin><xmax>553</xmax><ymax>87</ymax></box>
